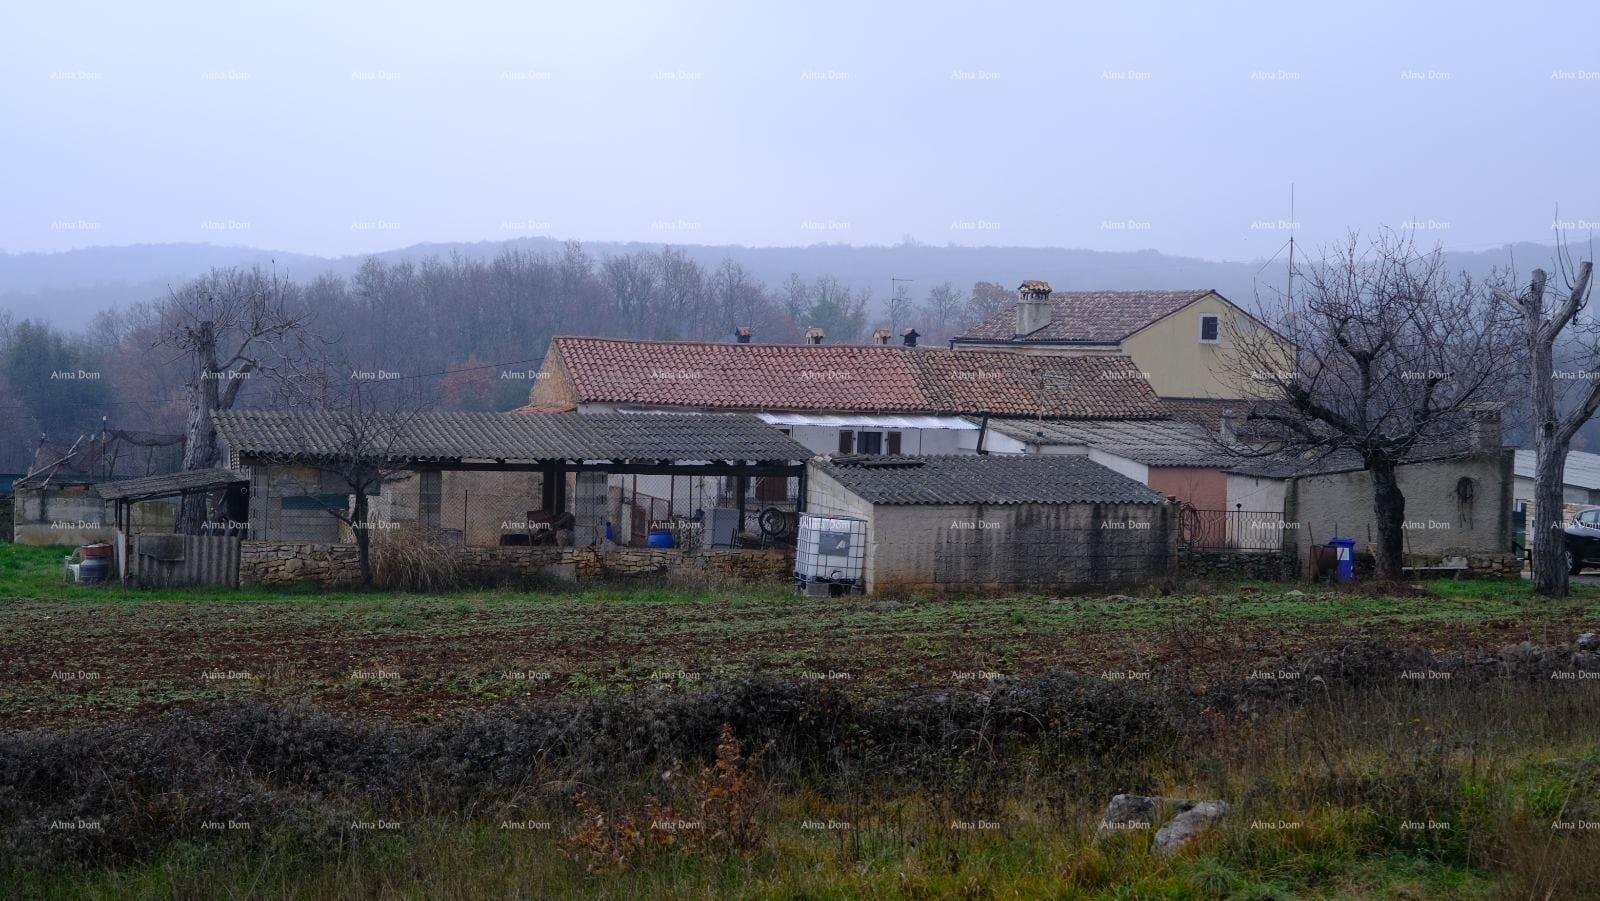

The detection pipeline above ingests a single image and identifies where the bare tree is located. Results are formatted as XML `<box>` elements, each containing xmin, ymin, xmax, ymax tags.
<box><xmin>274</xmin><ymin>368</ymin><xmax>429</xmax><ymax>590</ymax></box>
<box><xmin>1505</xmin><ymin>247</ymin><xmax>1595</xmax><ymax>595</ymax></box>
<box><xmin>781</xmin><ymin>273</ymin><xmax>811</xmax><ymax>325</ymax></box>
<box><xmin>1227</xmin><ymin>231</ymin><xmax>1518</xmax><ymax>581</ymax></box>
<box><xmin>965</xmin><ymin>281</ymin><xmax>1014</xmax><ymax>326</ymax></box>
<box><xmin>161</xmin><ymin>267</ymin><xmax>314</xmax><ymax>532</ymax></box>
<box><xmin>885</xmin><ymin>281</ymin><xmax>915</xmax><ymax>336</ymax></box>
<box><xmin>919</xmin><ymin>281</ymin><xmax>965</xmax><ymax>345</ymax></box>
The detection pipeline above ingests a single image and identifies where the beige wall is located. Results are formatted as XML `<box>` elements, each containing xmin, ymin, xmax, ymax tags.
<box><xmin>954</xmin><ymin>295</ymin><xmax>1292</xmax><ymax>401</ymax></box>
<box><xmin>529</xmin><ymin>346</ymin><xmax>579</xmax><ymax>408</ymax></box>
<box><xmin>1121</xmin><ymin>294</ymin><xmax>1288</xmax><ymax>400</ymax></box>
<box><xmin>1285</xmin><ymin>450</ymin><xmax>1513</xmax><ymax>559</ymax></box>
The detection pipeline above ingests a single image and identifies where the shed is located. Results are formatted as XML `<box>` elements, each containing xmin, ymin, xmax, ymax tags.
<box><xmin>212</xmin><ymin>410</ymin><xmax>812</xmax><ymax>547</ymax></box>
<box><xmin>805</xmin><ymin>454</ymin><xmax>1175</xmax><ymax>594</ymax></box>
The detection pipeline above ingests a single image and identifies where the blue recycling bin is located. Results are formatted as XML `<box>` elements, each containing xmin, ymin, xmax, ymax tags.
<box><xmin>1328</xmin><ymin>537</ymin><xmax>1356</xmax><ymax>583</ymax></box>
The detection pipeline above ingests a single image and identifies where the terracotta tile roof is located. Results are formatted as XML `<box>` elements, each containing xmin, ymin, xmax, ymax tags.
<box><xmin>812</xmin><ymin>454</ymin><xmax>1167</xmax><ymax>505</ymax></box>
<box><xmin>548</xmin><ymin>336</ymin><xmax>1164</xmax><ymax>419</ymax></box>
<box><xmin>954</xmin><ymin>289</ymin><xmax>1217</xmax><ymax>344</ymax></box>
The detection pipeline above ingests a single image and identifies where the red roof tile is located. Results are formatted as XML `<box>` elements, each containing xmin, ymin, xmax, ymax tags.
<box><xmin>546</xmin><ymin>337</ymin><xmax>1163</xmax><ymax>419</ymax></box>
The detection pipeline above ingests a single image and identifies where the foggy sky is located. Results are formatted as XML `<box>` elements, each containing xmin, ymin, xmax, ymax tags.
<box><xmin>4</xmin><ymin>0</ymin><xmax>1598</xmax><ymax>261</ymax></box>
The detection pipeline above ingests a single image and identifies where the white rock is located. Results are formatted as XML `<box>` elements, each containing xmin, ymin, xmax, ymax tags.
<box><xmin>1153</xmin><ymin>801</ymin><xmax>1230</xmax><ymax>856</ymax></box>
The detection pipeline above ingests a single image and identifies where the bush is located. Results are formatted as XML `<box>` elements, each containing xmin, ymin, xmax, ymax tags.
<box><xmin>371</xmin><ymin>525</ymin><xmax>464</xmax><ymax>592</ymax></box>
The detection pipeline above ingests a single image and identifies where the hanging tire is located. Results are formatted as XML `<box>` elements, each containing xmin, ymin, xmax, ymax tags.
<box><xmin>759</xmin><ymin>507</ymin><xmax>793</xmax><ymax>539</ymax></box>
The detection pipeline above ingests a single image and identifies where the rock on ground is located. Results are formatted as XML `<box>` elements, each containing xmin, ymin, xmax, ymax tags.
<box><xmin>1097</xmin><ymin>794</ymin><xmax>1230</xmax><ymax>855</ymax></box>
<box><xmin>1154</xmin><ymin>800</ymin><xmax>1230</xmax><ymax>856</ymax></box>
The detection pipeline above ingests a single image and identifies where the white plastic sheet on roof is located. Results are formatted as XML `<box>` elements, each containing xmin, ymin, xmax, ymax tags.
<box><xmin>755</xmin><ymin>413</ymin><xmax>978</xmax><ymax>430</ymax></box>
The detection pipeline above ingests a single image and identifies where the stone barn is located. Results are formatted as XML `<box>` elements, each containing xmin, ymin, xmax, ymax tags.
<box><xmin>805</xmin><ymin>455</ymin><xmax>1175</xmax><ymax>594</ymax></box>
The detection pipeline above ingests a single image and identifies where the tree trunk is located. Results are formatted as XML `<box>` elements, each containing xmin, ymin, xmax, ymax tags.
<box><xmin>178</xmin><ymin>321</ymin><xmax>220</xmax><ymax>534</ymax></box>
<box><xmin>1370</xmin><ymin>460</ymin><xmax>1406</xmax><ymax>583</ymax></box>
<box><xmin>1531</xmin><ymin>440</ymin><xmax>1571</xmax><ymax>596</ymax></box>
<box><xmin>1525</xmin><ymin>271</ymin><xmax>1572</xmax><ymax>596</ymax></box>
<box><xmin>354</xmin><ymin>490</ymin><xmax>372</xmax><ymax>590</ymax></box>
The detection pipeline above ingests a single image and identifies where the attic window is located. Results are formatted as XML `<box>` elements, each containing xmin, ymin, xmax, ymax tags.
<box><xmin>1199</xmin><ymin>314</ymin><xmax>1220</xmax><ymax>343</ymax></box>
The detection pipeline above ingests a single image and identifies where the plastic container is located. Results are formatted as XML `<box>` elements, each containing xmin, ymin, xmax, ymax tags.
<box><xmin>77</xmin><ymin>555</ymin><xmax>111</xmax><ymax>584</ymax></box>
<box><xmin>795</xmin><ymin>514</ymin><xmax>866</xmax><ymax>594</ymax></box>
<box><xmin>646</xmin><ymin>528</ymin><xmax>675</xmax><ymax>549</ymax></box>
<box><xmin>1328</xmin><ymin>537</ymin><xmax>1356</xmax><ymax>583</ymax></box>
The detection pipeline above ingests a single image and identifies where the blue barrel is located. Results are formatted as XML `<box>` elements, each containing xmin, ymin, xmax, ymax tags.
<box><xmin>1329</xmin><ymin>537</ymin><xmax>1356</xmax><ymax>582</ymax></box>
<box><xmin>646</xmin><ymin>528</ymin><xmax>675</xmax><ymax>548</ymax></box>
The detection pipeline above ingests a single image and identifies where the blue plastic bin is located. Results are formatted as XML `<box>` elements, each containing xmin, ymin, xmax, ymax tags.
<box><xmin>1328</xmin><ymin>537</ymin><xmax>1356</xmax><ymax>582</ymax></box>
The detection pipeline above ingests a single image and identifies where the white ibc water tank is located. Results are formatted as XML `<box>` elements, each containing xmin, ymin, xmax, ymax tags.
<box><xmin>795</xmin><ymin>514</ymin><xmax>865</xmax><ymax>589</ymax></box>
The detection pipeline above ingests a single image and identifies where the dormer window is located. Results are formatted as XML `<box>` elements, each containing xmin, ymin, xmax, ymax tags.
<box><xmin>1199</xmin><ymin>314</ymin><xmax>1220</xmax><ymax>343</ymax></box>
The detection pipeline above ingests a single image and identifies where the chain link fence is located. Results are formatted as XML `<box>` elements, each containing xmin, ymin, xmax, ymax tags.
<box><xmin>252</xmin><ymin>469</ymin><xmax>802</xmax><ymax>549</ymax></box>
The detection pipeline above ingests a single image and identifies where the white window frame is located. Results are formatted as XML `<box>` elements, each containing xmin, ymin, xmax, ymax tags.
<box><xmin>1198</xmin><ymin>314</ymin><xmax>1221</xmax><ymax>344</ymax></box>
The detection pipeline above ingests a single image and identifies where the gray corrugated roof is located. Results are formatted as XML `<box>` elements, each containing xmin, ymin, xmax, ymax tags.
<box><xmin>982</xmin><ymin>417</ymin><xmax>1246</xmax><ymax>467</ymax></box>
<box><xmin>95</xmin><ymin>468</ymin><xmax>248</xmax><ymax>501</ymax></box>
<box><xmin>812</xmin><ymin>454</ymin><xmax>1167</xmax><ymax>505</ymax></box>
<box><xmin>213</xmin><ymin>411</ymin><xmax>811</xmax><ymax>464</ymax></box>
<box><xmin>1513</xmin><ymin>449</ymin><xmax>1600</xmax><ymax>491</ymax></box>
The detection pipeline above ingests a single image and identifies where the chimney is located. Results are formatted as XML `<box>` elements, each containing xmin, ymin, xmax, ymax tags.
<box><xmin>1218</xmin><ymin>409</ymin><xmax>1237</xmax><ymax>444</ymax></box>
<box><xmin>871</xmin><ymin>328</ymin><xmax>891</xmax><ymax>345</ymax></box>
<box><xmin>901</xmin><ymin>328</ymin><xmax>920</xmax><ymax>347</ymax></box>
<box><xmin>1468</xmin><ymin>402</ymin><xmax>1503</xmax><ymax>451</ymax></box>
<box><xmin>735</xmin><ymin>326</ymin><xmax>752</xmax><ymax>344</ymax></box>
<box><xmin>1015</xmin><ymin>279</ymin><xmax>1053</xmax><ymax>336</ymax></box>
<box><xmin>805</xmin><ymin>327</ymin><xmax>825</xmax><ymax>345</ymax></box>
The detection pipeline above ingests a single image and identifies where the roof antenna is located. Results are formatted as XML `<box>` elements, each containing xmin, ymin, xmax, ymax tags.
<box><xmin>1286</xmin><ymin>183</ymin><xmax>1295</xmax><ymax>305</ymax></box>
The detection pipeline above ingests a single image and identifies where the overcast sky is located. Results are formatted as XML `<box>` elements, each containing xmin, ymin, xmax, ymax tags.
<box><xmin>4</xmin><ymin>0</ymin><xmax>1597</xmax><ymax>261</ymax></box>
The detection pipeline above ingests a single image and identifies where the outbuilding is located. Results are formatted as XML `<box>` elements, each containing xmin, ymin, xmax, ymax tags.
<box><xmin>805</xmin><ymin>454</ymin><xmax>1175</xmax><ymax>594</ymax></box>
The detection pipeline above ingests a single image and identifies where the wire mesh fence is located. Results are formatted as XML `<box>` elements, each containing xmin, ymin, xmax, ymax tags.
<box><xmin>249</xmin><ymin>470</ymin><xmax>803</xmax><ymax>549</ymax></box>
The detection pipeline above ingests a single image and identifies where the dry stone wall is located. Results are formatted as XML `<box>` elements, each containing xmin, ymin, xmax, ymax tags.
<box><xmin>241</xmin><ymin>541</ymin><xmax>793</xmax><ymax>588</ymax></box>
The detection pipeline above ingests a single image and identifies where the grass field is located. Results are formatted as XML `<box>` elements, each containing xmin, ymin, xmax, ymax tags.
<box><xmin>4</xmin><ymin>543</ymin><xmax>1600</xmax><ymax>898</ymax></box>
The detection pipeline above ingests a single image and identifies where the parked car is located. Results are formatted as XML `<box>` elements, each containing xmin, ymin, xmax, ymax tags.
<box><xmin>1564</xmin><ymin>508</ymin><xmax>1600</xmax><ymax>573</ymax></box>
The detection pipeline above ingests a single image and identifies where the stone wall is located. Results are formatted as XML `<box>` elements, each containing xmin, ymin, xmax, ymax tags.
<box><xmin>1286</xmin><ymin>450</ymin><xmax>1513</xmax><ymax>559</ymax></box>
<box><xmin>240</xmin><ymin>540</ymin><xmax>794</xmax><ymax>588</ymax></box>
<box><xmin>1177</xmin><ymin>548</ymin><xmax>1298</xmax><ymax>581</ymax></box>
<box><xmin>1178</xmin><ymin>546</ymin><xmax>1517</xmax><ymax>585</ymax></box>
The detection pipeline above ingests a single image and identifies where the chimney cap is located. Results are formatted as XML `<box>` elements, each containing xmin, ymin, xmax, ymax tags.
<box><xmin>871</xmin><ymin>328</ymin><xmax>892</xmax><ymax>344</ymax></box>
<box><xmin>734</xmin><ymin>326</ymin><xmax>752</xmax><ymax>343</ymax></box>
<box><xmin>901</xmin><ymin>328</ymin><xmax>920</xmax><ymax>347</ymax></box>
<box><xmin>1018</xmin><ymin>279</ymin><xmax>1053</xmax><ymax>296</ymax></box>
<box><xmin>804</xmin><ymin>327</ymin><xmax>825</xmax><ymax>344</ymax></box>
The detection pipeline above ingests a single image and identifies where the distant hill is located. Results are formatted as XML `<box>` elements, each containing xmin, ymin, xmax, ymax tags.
<box><xmin>0</xmin><ymin>237</ymin><xmax>1566</xmax><ymax>329</ymax></box>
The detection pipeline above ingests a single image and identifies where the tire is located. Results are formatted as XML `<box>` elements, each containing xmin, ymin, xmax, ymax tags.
<box><xmin>1569</xmin><ymin>547</ymin><xmax>1584</xmax><ymax>576</ymax></box>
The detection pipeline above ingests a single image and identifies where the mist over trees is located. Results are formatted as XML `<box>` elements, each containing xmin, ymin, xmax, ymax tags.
<box><xmin>0</xmin><ymin>242</ymin><xmax>1007</xmax><ymax>472</ymax></box>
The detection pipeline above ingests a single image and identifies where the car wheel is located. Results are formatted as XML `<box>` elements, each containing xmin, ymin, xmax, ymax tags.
<box><xmin>1569</xmin><ymin>547</ymin><xmax>1584</xmax><ymax>576</ymax></box>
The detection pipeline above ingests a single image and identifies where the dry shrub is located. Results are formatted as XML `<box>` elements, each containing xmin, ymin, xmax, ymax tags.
<box><xmin>371</xmin><ymin>524</ymin><xmax>463</xmax><ymax>592</ymax></box>
<box><xmin>565</xmin><ymin>723</ymin><xmax>772</xmax><ymax>870</ymax></box>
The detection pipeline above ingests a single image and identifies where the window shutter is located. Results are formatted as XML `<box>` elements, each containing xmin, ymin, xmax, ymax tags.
<box><xmin>887</xmin><ymin>431</ymin><xmax>902</xmax><ymax>454</ymax></box>
<box><xmin>838</xmin><ymin>430</ymin><xmax>854</xmax><ymax>454</ymax></box>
